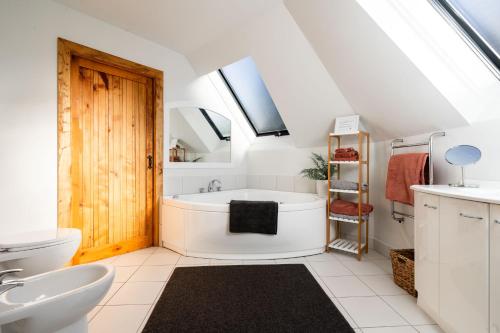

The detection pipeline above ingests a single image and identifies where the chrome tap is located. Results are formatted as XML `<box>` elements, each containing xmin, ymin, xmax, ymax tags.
<box><xmin>208</xmin><ymin>179</ymin><xmax>222</xmax><ymax>192</ymax></box>
<box><xmin>0</xmin><ymin>269</ymin><xmax>24</xmax><ymax>296</ymax></box>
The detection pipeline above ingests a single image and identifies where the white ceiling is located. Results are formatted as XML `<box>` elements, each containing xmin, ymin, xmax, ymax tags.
<box><xmin>54</xmin><ymin>0</ymin><xmax>282</xmax><ymax>54</ymax></box>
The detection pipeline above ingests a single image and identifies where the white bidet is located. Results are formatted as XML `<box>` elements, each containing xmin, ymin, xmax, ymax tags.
<box><xmin>0</xmin><ymin>263</ymin><xmax>114</xmax><ymax>333</ymax></box>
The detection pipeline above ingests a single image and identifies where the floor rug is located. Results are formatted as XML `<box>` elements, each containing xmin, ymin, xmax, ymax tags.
<box><xmin>142</xmin><ymin>264</ymin><xmax>354</xmax><ymax>332</ymax></box>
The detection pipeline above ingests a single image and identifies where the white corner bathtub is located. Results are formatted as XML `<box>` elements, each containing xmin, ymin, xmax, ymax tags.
<box><xmin>161</xmin><ymin>189</ymin><xmax>327</xmax><ymax>260</ymax></box>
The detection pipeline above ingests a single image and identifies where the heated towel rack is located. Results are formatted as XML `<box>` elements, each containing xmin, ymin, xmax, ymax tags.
<box><xmin>390</xmin><ymin>131</ymin><xmax>445</xmax><ymax>223</ymax></box>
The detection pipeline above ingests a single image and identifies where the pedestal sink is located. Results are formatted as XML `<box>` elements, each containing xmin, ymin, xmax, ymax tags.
<box><xmin>0</xmin><ymin>263</ymin><xmax>114</xmax><ymax>333</ymax></box>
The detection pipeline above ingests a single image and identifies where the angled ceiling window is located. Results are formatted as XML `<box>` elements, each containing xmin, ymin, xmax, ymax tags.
<box><xmin>219</xmin><ymin>57</ymin><xmax>289</xmax><ymax>137</ymax></box>
<box><xmin>432</xmin><ymin>0</ymin><xmax>500</xmax><ymax>77</ymax></box>
<box><xmin>199</xmin><ymin>108</ymin><xmax>230</xmax><ymax>141</ymax></box>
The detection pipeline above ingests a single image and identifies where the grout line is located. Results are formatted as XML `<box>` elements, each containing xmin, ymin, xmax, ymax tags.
<box><xmin>378</xmin><ymin>295</ymin><xmax>413</xmax><ymax>326</ymax></box>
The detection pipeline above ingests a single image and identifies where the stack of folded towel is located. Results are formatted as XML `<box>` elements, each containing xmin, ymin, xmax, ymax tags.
<box><xmin>330</xmin><ymin>199</ymin><xmax>373</xmax><ymax>222</ymax></box>
<box><xmin>331</xmin><ymin>179</ymin><xmax>368</xmax><ymax>191</ymax></box>
<box><xmin>334</xmin><ymin>148</ymin><xmax>359</xmax><ymax>161</ymax></box>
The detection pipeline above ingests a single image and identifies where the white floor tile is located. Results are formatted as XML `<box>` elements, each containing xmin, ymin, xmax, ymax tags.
<box><xmin>87</xmin><ymin>305</ymin><xmax>102</xmax><ymax>322</ymax></box>
<box><xmin>413</xmin><ymin>325</ymin><xmax>445</xmax><ymax>333</ymax></box>
<box><xmin>372</xmin><ymin>260</ymin><xmax>394</xmax><ymax>274</ymax></box>
<box><xmin>129</xmin><ymin>265</ymin><xmax>174</xmax><ymax>282</ymax></box>
<box><xmin>342</xmin><ymin>260</ymin><xmax>388</xmax><ymax>275</ymax></box>
<box><xmin>382</xmin><ymin>295</ymin><xmax>435</xmax><ymax>325</ymax></box>
<box><xmin>93</xmin><ymin>257</ymin><xmax>117</xmax><ymax>265</ymax></box>
<box><xmin>241</xmin><ymin>260</ymin><xmax>276</xmax><ymax>265</ymax></box>
<box><xmin>143</xmin><ymin>251</ymin><xmax>180</xmax><ymax>265</ymax></box>
<box><xmin>98</xmin><ymin>282</ymin><xmax>123</xmax><ymax>305</ymax></box>
<box><xmin>331</xmin><ymin>297</ymin><xmax>357</xmax><ymax>328</ymax></box>
<box><xmin>322</xmin><ymin>276</ymin><xmax>375</xmax><ymax>297</ymax></box>
<box><xmin>89</xmin><ymin>305</ymin><xmax>150</xmax><ymax>333</ymax></box>
<box><xmin>114</xmin><ymin>266</ymin><xmax>139</xmax><ymax>283</ymax></box>
<box><xmin>305</xmin><ymin>252</ymin><xmax>340</xmax><ymax>262</ymax></box>
<box><xmin>362</xmin><ymin>326</ymin><xmax>416</xmax><ymax>332</ymax></box>
<box><xmin>108</xmin><ymin>281</ymin><xmax>164</xmax><ymax>305</ymax></box>
<box><xmin>363</xmin><ymin>251</ymin><xmax>388</xmax><ymax>261</ymax></box>
<box><xmin>358</xmin><ymin>275</ymin><xmax>407</xmax><ymax>296</ymax></box>
<box><xmin>275</xmin><ymin>257</ymin><xmax>308</xmax><ymax>264</ymax></box>
<box><xmin>309</xmin><ymin>260</ymin><xmax>352</xmax><ymax>277</ymax></box>
<box><xmin>131</xmin><ymin>247</ymin><xmax>157</xmax><ymax>254</ymax></box>
<box><xmin>177</xmin><ymin>256</ymin><xmax>210</xmax><ymax>266</ymax></box>
<box><xmin>339</xmin><ymin>296</ymin><xmax>407</xmax><ymax>328</ymax></box>
<box><xmin>210</xmin><ymin>259</ymin><xmax>243</xmax><ymax>265</ymax></box>
<box><xmin>113</xmin><ymin>253</ymin><xmax>151</xmax><ymax>266</ymax></box>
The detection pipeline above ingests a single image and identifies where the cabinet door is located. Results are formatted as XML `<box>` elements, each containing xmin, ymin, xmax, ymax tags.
<box><xmin>414</xmin><ymin>192</ymin><xmax>440</xmax><ymax>318</ymax></box>
<box><xmin>439</xmin><ymin>197</ymin><xmax>489</xmax><ymax>333</ymax></box>
<box><xmin>491</xmin><ymin>205</ymin><xmax>500</xmax><ymax>333</ymax></box>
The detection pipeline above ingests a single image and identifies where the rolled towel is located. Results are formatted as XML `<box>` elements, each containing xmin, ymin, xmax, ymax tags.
<box><xmin>331</xmin><ymin>180</ymin><xmax>367</xmax><ymax>191</ymax></box>
<box><xmin>331</xmin><ymin>199</ymin><xmax>374</xmax><ymax>216</ymax></box>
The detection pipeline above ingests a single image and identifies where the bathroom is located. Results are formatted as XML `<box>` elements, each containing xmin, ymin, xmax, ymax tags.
<box><xmin>1</xmin><ymin>0</ymin><xmax>500</xmax><ymax>332</ymax></box>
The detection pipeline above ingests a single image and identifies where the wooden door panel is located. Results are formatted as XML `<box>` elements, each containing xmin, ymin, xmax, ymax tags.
<box><xmin>71</xmin><ymin>57</ymin><xmax>153</xmax><ymax>263</ymax></box>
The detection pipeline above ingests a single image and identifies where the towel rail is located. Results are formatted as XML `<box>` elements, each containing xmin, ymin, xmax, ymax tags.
<box><xmin>390</xmin><ymin>131</ymin><xmax>445</xmax><ymax>223</ymax></box>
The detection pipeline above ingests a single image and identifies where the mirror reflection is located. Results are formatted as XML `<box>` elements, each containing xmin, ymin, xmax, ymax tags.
<box><xmin>445</xmin><ymin>145</ymin><xmax>481</xmax><ymax>166</ymax></box>
<box><xmin>169</xmin><ymin>107</ymin><xmax>231</xmax><ymax>163</ymax></box>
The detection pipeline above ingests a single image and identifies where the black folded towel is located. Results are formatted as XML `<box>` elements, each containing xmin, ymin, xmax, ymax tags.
<box><xmin>229</xmin><ymin>200</ymin><xmax>279</xmax><ymax>235</ymax></box>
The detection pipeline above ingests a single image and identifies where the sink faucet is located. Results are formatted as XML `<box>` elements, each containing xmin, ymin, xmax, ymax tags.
<box><xmin>0</xmin><ymin>269</ymin><xmax>24</xmax><ymax>295</ymax></box>
<box><xmin>208</xmin><ymin>179</ymin><xmax>222</xmax><ymax>192</ymax></box>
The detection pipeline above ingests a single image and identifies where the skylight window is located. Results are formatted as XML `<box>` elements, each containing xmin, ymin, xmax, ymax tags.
<box><xmin>219</xmin><ymin>57</ymin><xmax>289</xmax><ymax>137</ymax></box>
<box><xmin>199</xmin><ymin>108</ymin><xmax>230</xmax><ymax>141</ymax></box>
<box><xmin>432</xmin><ymin>0</ymin><xmax>500</xmax><ymax>77</ymax></box>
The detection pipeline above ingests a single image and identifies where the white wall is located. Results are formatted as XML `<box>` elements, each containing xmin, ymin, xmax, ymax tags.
<box><xmin>371</xmin><ymin>119</ymin><xmax>500</xmax><ymax>254</ymax></box>
<box><xmin>0</xmin><ymin>0</ymin><xmax>245</xmax><ymax>235</ymax></box>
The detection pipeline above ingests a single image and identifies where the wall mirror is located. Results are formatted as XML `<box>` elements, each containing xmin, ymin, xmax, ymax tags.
<box><xmin>169</xmin><ymin>106</ymin><xmax>231</xmax><ymax>163</ymax></box>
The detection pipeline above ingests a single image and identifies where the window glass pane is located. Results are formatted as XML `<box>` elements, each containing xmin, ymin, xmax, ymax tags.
<box><xmin>438</xmin><ymin>0</ymin><xmax>500</xmax><ymax>67</ymax></box>
<box><xmin>220</xmin><ymin>57</ymin><xmax>288</xmax><ymax>135</ymax></box>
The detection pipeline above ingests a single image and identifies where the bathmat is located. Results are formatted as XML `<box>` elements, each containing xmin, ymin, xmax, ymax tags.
<box><xmin>142</xmin><ymin>264</ymin><xmax>354</xmax><ymax>333</ymax></box>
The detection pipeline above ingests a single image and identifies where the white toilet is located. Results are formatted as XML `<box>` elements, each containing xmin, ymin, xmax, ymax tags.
<box><xmin>0</xmin><ymin>228</ymin><xmax>82</xmax><ymax>277</ymax></box>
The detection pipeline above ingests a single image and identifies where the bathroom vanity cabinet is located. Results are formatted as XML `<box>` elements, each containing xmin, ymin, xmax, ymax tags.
<box><xmin>413</xmin><ymin>185</ymin><xmax>500</xmax><ymax>333</ymax></box>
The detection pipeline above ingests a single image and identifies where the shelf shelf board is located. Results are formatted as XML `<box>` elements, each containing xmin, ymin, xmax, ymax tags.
<box><xmin>329</xmin><ymin>160</ymin><xmax>367</xmax><ymax>165</ymax></box>
<box><xmin>329</xmin><ymin>131</ymin><xmax>368</xmax><ymax>137</ymax></box>
<box><xmin>328</xmin><ymin>215</ymin><xmax>366</xmax><ymax>224</ymax></box>
<box><xmin>328</xmin><ymin>238</ymin><xmax>365</xmax><ymax>254</ymax></box>
<box><xmin>329</xmin><ymin>188</ymin><xmax>368</xmax><ymax>194</ymax></box>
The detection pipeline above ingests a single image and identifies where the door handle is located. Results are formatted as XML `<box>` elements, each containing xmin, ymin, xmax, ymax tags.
<box><xmin>147</xmin><ymin>155</ymin><xmax>153</xmax><ymax>169</ymax></box>
<box><xmin>494</xmin><ymin>219</ymin><xmax>500</xmax><ymax>224</ymax></box>
<box><xmin>459</xmin><ymin>213</ymin><xmax>484</xmax><ymax>221</ymax></box>
<box><xmin>424</xmin><ymin>203</ymin><xmax>437</xmax><ymax>210</ymax></box>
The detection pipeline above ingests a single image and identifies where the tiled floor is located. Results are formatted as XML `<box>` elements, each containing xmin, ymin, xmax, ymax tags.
<box><xmin>87</xmin><ymin>247</ymin><xmax>444</xmax><ymax>333</ymax></box>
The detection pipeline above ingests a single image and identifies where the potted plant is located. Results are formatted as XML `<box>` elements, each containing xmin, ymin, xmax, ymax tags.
<box><xmin>300</xmin><ymin>153</ymin><xmax>335</xmax><ymax>197</ymax></box>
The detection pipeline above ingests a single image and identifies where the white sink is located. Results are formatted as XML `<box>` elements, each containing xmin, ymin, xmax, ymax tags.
<box><xmin>0</xmin><ymin>263</ymin><xmax>114</xmax><ymax>333</ymax></box>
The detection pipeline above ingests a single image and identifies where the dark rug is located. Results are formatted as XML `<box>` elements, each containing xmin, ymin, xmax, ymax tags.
<box><xmin>142</xmin><ymin>264</ymin><xmax>354</xmax><ymax>333</ymax></box>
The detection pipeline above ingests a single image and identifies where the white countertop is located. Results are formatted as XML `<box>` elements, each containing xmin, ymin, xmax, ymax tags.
<box><xmin>411</xmin><ymin>185</ymin><xmax>500</xmax><ymax>205</ymax></box>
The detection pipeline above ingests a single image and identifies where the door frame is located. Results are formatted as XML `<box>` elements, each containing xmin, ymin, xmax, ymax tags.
<box><xmin>57</xmin><ymin>38</ymin><xmax>163</xmax><ymax>247</ymax></box>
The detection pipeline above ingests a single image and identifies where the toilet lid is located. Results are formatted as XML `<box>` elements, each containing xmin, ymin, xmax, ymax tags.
<box><xmin>0</xmin><ymin>228</ymin><xmax>81</xmax><ymax>252</ymax></box>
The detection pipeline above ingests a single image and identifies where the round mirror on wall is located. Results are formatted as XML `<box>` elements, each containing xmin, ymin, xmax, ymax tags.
<box><xmin>445</xmin><ymin>145</ymin><xmax>481</xmax><ymax>187</ymax></box>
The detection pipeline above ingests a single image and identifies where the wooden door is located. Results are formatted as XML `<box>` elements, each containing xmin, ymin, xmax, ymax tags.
<box><xmin>491</xmin><ymin>205</ymin><xmax>500</xmax><ymax>333</ymax></box>
<box><xmin>70</xmin><ymin>57</ymin><xmax>154</xmax><ymax>263</ymax></box>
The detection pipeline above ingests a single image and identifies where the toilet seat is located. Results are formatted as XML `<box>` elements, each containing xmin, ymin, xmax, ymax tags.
<box><xmin>0</xmin><ymin>228</ymin><xmax>81</xmax><ymax>253</ymax></box>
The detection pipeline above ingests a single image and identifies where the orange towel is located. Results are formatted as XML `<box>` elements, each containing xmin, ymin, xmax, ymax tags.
<box><xmin>331</xmin><ymin>199</ymin><xmax>374</xmax><ymax>216</ymax></box>
<box><xmin>385</xmin><ymin>153</ymin><xmax>428</xmax><ymax>206</ymax></box>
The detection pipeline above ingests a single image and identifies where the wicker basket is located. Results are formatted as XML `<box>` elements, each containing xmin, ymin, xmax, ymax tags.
<box><xmin>390</xmin><ymin>249</ymin><xmax>417</xmax><ymax>297</ymax></box>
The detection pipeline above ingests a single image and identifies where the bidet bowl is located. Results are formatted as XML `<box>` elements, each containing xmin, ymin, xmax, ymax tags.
<box><xmin>0</xmin><ymin>263</ymin><xmax>114</xmax><ymax>333</ymax></box>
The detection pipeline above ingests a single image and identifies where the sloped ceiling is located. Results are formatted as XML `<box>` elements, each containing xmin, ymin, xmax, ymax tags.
<box><xmin>284</xmin><ymin>0</ymin><xmax>468</xmax><ymax>140</ymax></box>
<box><xmin>187</xmin><ymin>3</ymin><xmax>354</xmax><ymax>147</ymax></box>
<box><xmin>54</xmin><ymin>0</ymin><xmax>281</xmax><ymax>54</ymax></box>
<box><xmin>54</xmin><ymin>0</ymin><xmax>471</xmax><ymax>145</ymax></box>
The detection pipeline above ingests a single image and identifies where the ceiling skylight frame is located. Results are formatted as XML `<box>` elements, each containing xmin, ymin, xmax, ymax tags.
<box><xmin>217</xmin><ymin>68</ymin><xmax>289</xmax><ymax>138</ymax></box>
<box><xmin>429</xmin><ymin>0</ymin><xmax>500</xmax><ymax>80</ymax></box>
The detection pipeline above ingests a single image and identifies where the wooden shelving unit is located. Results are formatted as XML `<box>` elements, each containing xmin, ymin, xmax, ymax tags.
<box><xmin>326</xmin><ymin>131</ymin><xmax>370</xmax><ymax>261</ymax></box>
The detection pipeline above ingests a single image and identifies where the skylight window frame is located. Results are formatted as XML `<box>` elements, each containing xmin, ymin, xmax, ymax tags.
<box><xmin>199</xmin><ymin>108</ymin><xmax>230</xmax><ymax>141</ymax></box>
<box><xmin>429</xmin><ymin>0</ymin><xmax>500</xmax><ymax>80</ymax></box>
<box><xmin>218</xmin><ymin>69</ymin><xmax>289</xmax><ymax>137</ymax></box>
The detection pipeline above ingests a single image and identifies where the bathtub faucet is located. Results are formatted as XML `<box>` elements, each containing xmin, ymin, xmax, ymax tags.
<box><xmin>208</xmin><ymin>179</ymin><xmax>222</xmax><ymax>192</ymax></box>
<box><xmin>0</xmin><ymin>269</ymin><xmax>24</xmax><ymax>296</ymax></box>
